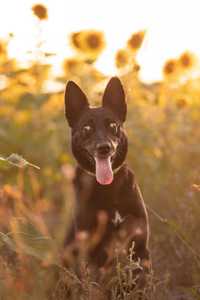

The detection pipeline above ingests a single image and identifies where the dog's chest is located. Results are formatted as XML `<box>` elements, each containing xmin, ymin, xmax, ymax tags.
<box><xmin>75</xmin><ymin>171</ymin><xmax>131</xmax><ymax>232</ymax></box>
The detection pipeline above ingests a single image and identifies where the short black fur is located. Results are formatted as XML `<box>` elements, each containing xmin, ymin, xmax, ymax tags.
<box><xmin>64</xmin><ymin>77</ymin><xmax>151</xmax><ymax>272</ymax></box>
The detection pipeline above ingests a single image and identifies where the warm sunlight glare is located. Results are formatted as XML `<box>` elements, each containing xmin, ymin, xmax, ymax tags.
<box><xmin>1</xmin><ymin>0</ymin><xmax>200</xmax><ymax>82</ymax></box>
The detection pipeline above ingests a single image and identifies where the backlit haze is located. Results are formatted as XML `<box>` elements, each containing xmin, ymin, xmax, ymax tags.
<box><xmin>0</xmin><ymin>0</ymin><xmax>200</xmax><ymax>82</ymax></box>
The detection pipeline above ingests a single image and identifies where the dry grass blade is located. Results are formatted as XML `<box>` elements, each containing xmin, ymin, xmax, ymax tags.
<box><xmin>0</xmin><ymin>153</ymin><xmax>40</xmax><ymax>170</ymax></box>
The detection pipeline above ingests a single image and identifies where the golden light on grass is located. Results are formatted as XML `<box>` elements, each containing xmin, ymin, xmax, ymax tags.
<box><xmin>42</xmin><ymin>94</ymin><xmax>63</xmax><ymax>114</ymax></box>
<box><xmin>15</xmin><ymin>111</ymin><xmax>31</xmax><ymax>126</ymax></box>
<box><xmin>70</xmin><ymin>30</ymin><xmax>106</xmax><ymax>59</ymax></box>
<box><xmin>127</xmin><ymin>30</ymin><xmax>146</xmax><ymax>52</ymax></box>
<box><xmin>71</xmin><ymin>32</ymin><xmax>82</xmax><ymax>50</ymax></box>
<box><xmin>0</xmin><ymin>106</ymin><xmax>13</xmax><ymax>118</ymax></box>
<box><xmin>32</xmin><ymin>4</ymin><xmax>48</xmax><ymax>20</ymax></box>
<box><xmin>0</xmin><ymin>2</ymin><xmax>200</xmax><ymax>296</ymax></box>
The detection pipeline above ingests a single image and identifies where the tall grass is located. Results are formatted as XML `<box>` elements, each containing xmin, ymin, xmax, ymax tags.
<box><xmin>0</xmin><ymin>5</ymin><xmax>200</xmax><ymax>299</ymax></box>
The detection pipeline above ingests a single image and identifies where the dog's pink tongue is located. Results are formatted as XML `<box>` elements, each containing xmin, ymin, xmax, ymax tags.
<box><xmin>95</xmin><ymin>156</ymin><xmax>113</xmax><ymax>185</ymax></box>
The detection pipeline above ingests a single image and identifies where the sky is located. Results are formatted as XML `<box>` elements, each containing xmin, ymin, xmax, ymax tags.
<box><xmin>0</xmin><ymin>0</ymin><xmax>200</xmax><ymax>82</ymax></box>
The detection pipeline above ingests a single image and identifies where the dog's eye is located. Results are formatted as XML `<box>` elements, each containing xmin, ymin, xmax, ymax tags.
<box><xmin>109</xmin><ymin>122</ymin><xmax>118</xmax><ymax>135</ymax></box>
<box><xmin>82</xmin><ymin>125</ymin><xmax>93</xmax><ymax>137</ymax></box>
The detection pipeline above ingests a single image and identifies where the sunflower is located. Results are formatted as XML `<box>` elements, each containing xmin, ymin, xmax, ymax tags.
<box><xmin>163</xmin><ymin>59</ymin><xmax>178</xmax><ymax>76</ymax></box>
<box><xmin>32</xmin><ymin>4</ymin><xmax>48</xmax><ymax>20</ymax></box>
<box><xmin>115</xmin><ymin>49</ymin><xmax>130</xmax><ymax>69</ymax></box>
<box><xmin>0</xmin><ymin>40</ymin><xmax>8</xmax><ymax>65</ymax></box>
<box><xmin>179</xmin><ymin>51</ymin><xmax>196</xmax><ymax>70</ymax></box>
<box><xmin>0</xmin><ymin>40</ymin><xmax>7</xmax><ymax>57</ymax></box>
<box><xmin>85</xmin><ymin>32</ymin><xmax>103</xmax><ymax>50</ymax></box>
<box><xmin>127</xmin><ymin>30</ymin><xmax>146</xmax><ymax>52</ymax></box>
<box><xmin>70</xmin><ymin>30</ymin><xmax>105</xmax><ymax>59</ymax></box>
<box><xmin>0</xmin><ymin>43</ymin><xmax>5</xmax><ymax>55</ymax></box>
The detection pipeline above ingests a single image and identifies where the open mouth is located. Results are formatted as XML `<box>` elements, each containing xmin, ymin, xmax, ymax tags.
<box><xmin>82</xmin><ymin>148</ymin><xmax>116</xmax><ymax>185</ymax></box>
<box><xmin>94</xmin><ymin>153</ymin><xmax>115</xmax><ymax>185</ymax></box>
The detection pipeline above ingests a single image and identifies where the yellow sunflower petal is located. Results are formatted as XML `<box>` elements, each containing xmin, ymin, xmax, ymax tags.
<box><xmin>127</xmin><ymin>30</ymin><xmax>146</xmax><ymax>52</ymax></box>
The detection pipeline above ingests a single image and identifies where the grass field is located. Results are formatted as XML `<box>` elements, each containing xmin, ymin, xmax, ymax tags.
<box><xmin>0</xmin><ymin>7</ymin><xmax>200</xmax><ymax>299</ymax></box>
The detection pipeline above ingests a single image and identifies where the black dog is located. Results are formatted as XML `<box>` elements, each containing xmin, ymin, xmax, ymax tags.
<box><xmin>64</xmin><ymin>77</ymin><xmax>150</xmax><ymax>272</ymax></box>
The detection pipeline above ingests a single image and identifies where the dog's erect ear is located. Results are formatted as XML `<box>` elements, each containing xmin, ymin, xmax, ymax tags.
<box><xmin>64</xmin><ymin>81</ymin><xmax>89</xmax><ymax>127</ymax></box>
<box><xmin>102</xmin><ymin>77</ymin><xmax>127</xmax><ymax>122</ymax></box>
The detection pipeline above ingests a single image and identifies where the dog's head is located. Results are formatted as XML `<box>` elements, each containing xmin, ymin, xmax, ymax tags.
<box><xmin>64</xmin><ymin>77</ymin><xmax>128</xmax><ymax>185</ymax></box>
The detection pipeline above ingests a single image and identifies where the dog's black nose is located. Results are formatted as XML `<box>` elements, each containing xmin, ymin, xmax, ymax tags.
<box><xmin>97</xmin><ymin>143</ymin><xmax>112</xmax><ymax>156</ymax></box>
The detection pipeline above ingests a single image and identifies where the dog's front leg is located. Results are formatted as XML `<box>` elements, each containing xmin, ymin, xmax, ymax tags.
<box><xmin>127</xmin><ymin>216</ymin><xmax>151</xmax><ymax>272</ymax></box>
<box><xmin>125</xmin><ymin>180</ymin><xmax>151</xmax><ymax>273</ymax></box>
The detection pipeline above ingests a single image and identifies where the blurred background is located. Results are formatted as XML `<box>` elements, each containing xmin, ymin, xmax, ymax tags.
<box><xmin>0</xmin><ymin>1</ymin><xmax>200</xmax><ymax>299</ymax></box>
